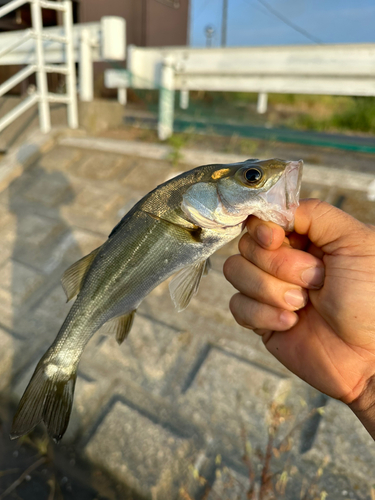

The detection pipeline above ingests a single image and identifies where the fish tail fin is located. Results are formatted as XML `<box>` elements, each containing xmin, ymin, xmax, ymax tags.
<box><xmin>11</xmin><ymin>358</ymin><xmax>77</xmax><ymax>443</ymax></box>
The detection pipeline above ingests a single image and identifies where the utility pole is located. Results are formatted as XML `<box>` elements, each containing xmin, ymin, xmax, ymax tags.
<box><xmin>221</xmin><ymin>0</ymin><xmax>228</xmax><ymax>47</ymax></box>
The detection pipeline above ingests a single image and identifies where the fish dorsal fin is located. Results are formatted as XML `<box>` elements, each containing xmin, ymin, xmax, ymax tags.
<box><xmin>61</xmin><ymin>247</ymin><xmax>101</xmax><ymax>302</ymax></box>
<box><xmin>169</xmin><ymin>259</ymin><xmax>209</xmax><ymax>312</ymax></box>
<box><xmin>105</xmin><ymin>310</ymin><xmax>137</xmax><ymax>345</ymax></box>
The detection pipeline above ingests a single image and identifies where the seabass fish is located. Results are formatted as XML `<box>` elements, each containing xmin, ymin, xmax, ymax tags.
<box><xmin>11</xmin><ymin>158</ymin><xmax>303</xmax><ymax>441</ymax></box>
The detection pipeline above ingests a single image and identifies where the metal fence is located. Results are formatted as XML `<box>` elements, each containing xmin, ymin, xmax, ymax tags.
<box><xmin>0</xmin><ymin>0</ymin><xmax>78</xmax><ymax>134</ymax></box>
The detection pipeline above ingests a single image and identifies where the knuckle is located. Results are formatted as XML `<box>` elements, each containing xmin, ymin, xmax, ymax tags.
<box><xmin>268</xmin><ymin>253</ymin><xmax>286</xmax><ymax>278</ymax></box>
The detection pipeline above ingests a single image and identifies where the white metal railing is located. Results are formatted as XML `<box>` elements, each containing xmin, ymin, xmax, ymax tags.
<box><xmin>0</xmin><ymin>0</ymin><xmax>78</xmax><ymax>134</ymax></box>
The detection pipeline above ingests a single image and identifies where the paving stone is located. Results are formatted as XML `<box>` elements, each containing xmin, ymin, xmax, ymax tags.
<box><xmin>0</xmin><ymin>217</ymin><xmax>16</xmax><ymax>267</ymax></box>
<box><xmin>68</xmin><ymin>151</ymin><xmax>134</xmax><ymax>181</ymax></box>
<box><xmin>38</xmin><ymin>146</ymin><xmax>83</xmax><ymax>171</ymax></box>
<box><xmin>0</xmin><ymin>260</ymin><xmax>45</xmax><ymax>307</ymax></box>
<box><xmin>206</xmin><ymin>467</ymin><xmax>250</xmax><ymax>500</ymax></box>
<box><xmin>179</xmin><ymin>345</ymin><xmax>288</xmax><ymax>449</ymax></box>
<box><xmin>0</xmin><ymin>327</ymin><xmax>18</xmax><ymax>392</ymax></box>
<box><xmin>188</xmin><ymin>269</ymin><xmax>238</xmax><ymax>327</ymax></box>
<box><xmin>81</xmin><ymin>314</ymin><xmax>189</xmax><ymax>394</ymax></box>
<box><xmin>61</xmin><ymin>184</ymin><xmax>124</xmax><ymax>235</ymax></box>
<box><xmin>32</xmin><ymin>284</ymin><xmax>72</xmax><ymax>330</ymax></box>
<box><xmin>14</xmin><ymin>213</ymin><xmax>66</xmax><ymax>248</ymax></box>
<box><xmin>120</xmin><ymin>157</ymin><xmax>176</xmax><ymax>193</ymax></box>
<box><xmin>64</xmin><ymin>372</ymin><xmax>111</xmax><ymax>442</ymax></box>
<box><xmin>84</xmin><ymin>400</ymin><xmax>196</xmax><ymax>499</ymax></box>
<box><xmin>303</xmin><ymin>398</ymin><xmax>375</xmax><ymax>486</ymax></box>
<box><xmin>22</xmin><ymin>171</ymin><xmax>75</xmax><ymax>208</ymax></box>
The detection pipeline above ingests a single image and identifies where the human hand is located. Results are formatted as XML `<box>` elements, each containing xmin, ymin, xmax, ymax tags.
<box><xmin>224</xmin><ymin>199</ymin><xmax>375</xmax><ymax>438</ymax></box>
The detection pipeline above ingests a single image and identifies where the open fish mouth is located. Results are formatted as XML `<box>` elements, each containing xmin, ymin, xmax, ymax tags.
<box><xmin>258</xmin><ymin>160</ymin><xmax>303</xmax><ymax>231</ymax></box>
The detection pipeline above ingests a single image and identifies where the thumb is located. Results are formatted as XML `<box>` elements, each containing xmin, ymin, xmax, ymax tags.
<box><xmin>295</xmin><ymin>199</ymin><xmax>372</xmax><ymax>254</ymax></box>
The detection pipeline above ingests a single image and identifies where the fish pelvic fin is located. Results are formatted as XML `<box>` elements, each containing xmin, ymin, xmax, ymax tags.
<box><xmin>11</xmin><ymin>359</ymin><xmax>77</xmax><ymax>443</ymax></box>
<box><xmin>169</xmin><ymin>258</ymin><xmax>210</xmax><ymax>312</ymax></box>
<box><xmin>61</xmin><ymin>247</ymin><xmax>101</xmax><ymax>302</ymax></box>
<box><xmin>104</xmin><ymin>309</ymin><xmax>137</xmax><ymax>345</ymax></box>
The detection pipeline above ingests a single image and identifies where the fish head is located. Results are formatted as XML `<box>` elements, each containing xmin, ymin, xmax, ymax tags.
<box><xmin>181</xmin><ymin>158</ymin><xmax>303</xmax><ymax>231</ymax></box>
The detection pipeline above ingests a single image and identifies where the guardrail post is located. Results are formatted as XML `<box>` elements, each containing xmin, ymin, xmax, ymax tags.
<box><xmin>30</xmin><ymin>0</ymin><xmax>51</xmax><ymax>133</ymax></box>
<box><xmin>79</xmin><ymin>27</ymin><xmax>93</xmax><ymax>102</ymax></box>
<box><xmin>180</xmin><ymin>89</ymin><xmax>189</xmax><ymax>109</ymax></box>
<box><xmin>158</xmin><ymin>56</ymin><xmax>175</xmax><ymax>140</ymax></box>
<box><xmin>257</xmin><ymin>92</ymin><xmax>268</xmax><ymax>114</ymax></box>
<box><xmin>118</xmin><ymin>88</ymin><xmax>127</xmax><ymax>105</ymax></box>
<box><xmin>64</xmin><ymin>0</ymin><xmax>78</xmax><ymax>128</ymax></box>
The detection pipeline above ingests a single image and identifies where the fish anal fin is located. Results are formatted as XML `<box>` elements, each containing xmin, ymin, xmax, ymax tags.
<box><xmin>169</xmin><ymin>259</ymin><xmax>209</xmax><ymax>312</ymax></box>
<box><xmin>105</xmin><ymin>310</ymin><xmax>137</xmax><ymax>345</ymax></box>
<box><xmin>61</xmin><ymin>247</ymin><xmax>100</xmax><ymax>302</ymax></box>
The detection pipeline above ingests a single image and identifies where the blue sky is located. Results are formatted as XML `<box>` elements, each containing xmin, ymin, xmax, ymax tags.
<box><xmin>189</xmin><ymin>0</ymin><xmax>375</xmax><ymax>47</ymax></box>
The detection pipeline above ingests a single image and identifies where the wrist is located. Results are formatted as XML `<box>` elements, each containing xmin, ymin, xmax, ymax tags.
<box><xmin>348</xmin><ymin>375</ymin><xmax>375</xmax><ymax>440</ymax></box>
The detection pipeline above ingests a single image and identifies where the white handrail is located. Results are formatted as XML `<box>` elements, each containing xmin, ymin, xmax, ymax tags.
<box><xmin>31</xmin><ymin>0</ymin><xmax>51</xmax><ymax>133</ymax></box>
<box><xmin>0</xmin><ymin>0</ymin><xmax>78</xmax><ymax>135</ymax></box>
<box><xmin>63</xmin><ymin>0</ymin><xmax>78</xmax><ymax>128</ymax></box>
<box><xmin>40</xmin><ymin>0</ymin><xmax>65</xmax><ymax>10</ymax></box>
<box><xmin>0</xmin><ymin>0</ymin><xmax>29</xmax><ymax>17</ymax></box>
<box><xmin>0</xmin><ymin>30</ymin><xmax>31</xmax><ymax>59</ymax></box>
<box><xmin>0</xmin><ymin>65</ymin><xmax>36</xmax><ymax>97</ymax></box>
<box><xmin>0</xmin><ymin>94</ymin><xmax>39</xmax><ymax>134</ymax></box>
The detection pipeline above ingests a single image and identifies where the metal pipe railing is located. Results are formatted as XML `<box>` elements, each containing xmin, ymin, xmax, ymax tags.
<box><xmin>0</xmin><ymin>94</ymin><xmax>39</xmax><ymax>134</ymax></box>
<box><xmin>30</xmin><ymin>0</ymin><xmax>51</xmax><ymax>133</ymax></box>
<box><xmin>0</xmin><ymin>0</ymin><xmax>78</xmax><ymax>135</ymax></box>
<box><xmin>0</xmin><ymin>0</ymin><xmax>29</xmax><ymax>18</ymax></box>
<box><xmin>0</xmin><ymin>30</ymin><xmax>31</xmax><ymax>59</ymax></box>
<box><xmin>63</xmin><ymin>0</ymin><xmax>78</xmax><ymax>128</ymax></box>
<box><xmin>0</xmin><ymin>65</ymin><xmax>36</xmax><ymax>97</ymax></box>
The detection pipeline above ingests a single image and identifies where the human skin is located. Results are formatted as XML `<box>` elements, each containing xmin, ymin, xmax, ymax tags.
<box><xmin>223</xmin><ymin>199</ymin><xmax>375</xmax><ymax>439</ymax></box>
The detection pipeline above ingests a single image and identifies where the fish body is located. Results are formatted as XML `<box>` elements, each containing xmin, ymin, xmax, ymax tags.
<box><xmin>11</xmin><ymin>158</ymin><xmax>302</xmax><ymax>441</ymax></box>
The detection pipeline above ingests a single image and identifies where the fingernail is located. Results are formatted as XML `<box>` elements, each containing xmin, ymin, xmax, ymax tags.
<box><xmin>284</xmin><ymin>289</ymin><xmax>307</xmax><ymax>309</ymax></box>
<box><xmin>301</xmin><ymin>266</ymin><xmax>325</xmax><ymax>288</ymax></box>
<box><xmin>256</xmin><ymin>224</ymin><xmax>273</xmax><ymax>247</ymax></box>
<box><xmin>279</xmin><ymin>310</ymin><xmax>298</xmax><ymax>329</ymax></box>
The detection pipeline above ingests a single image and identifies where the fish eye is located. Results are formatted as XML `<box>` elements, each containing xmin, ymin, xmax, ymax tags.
<box><xmin>244</xmin><ymin>168</ymin><xmax>263</xmax><ymax>184</ymax></box>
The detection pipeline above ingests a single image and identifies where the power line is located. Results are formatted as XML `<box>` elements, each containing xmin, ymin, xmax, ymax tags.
<box><xmin>253</xmin><ymin>0</ymin><xmax>324</xmax><ymax>45</ymax></box>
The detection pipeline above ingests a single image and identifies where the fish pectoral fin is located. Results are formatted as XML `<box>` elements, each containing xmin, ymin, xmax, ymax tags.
<box><xmin>143</xmin><ymin>210</ymin><xmax>202</xmax><ymax>234</ymax></box>
<box><xmin>105</xmin><ymin>310</ymin><xmax>137</xmax><ymax>345</ymax></box>
<box><xmin>169</xmin><ymin>259</ymin><xmax>209</xmax><ymax>312</ymax></box>
<box><xmin>203</xmin><ymin>257</ymin><xmax>211</xmax><ymax>276</ymax></box>
<box><xmin>61</xmin><ymin>247</ymin><xmax>101</xmax><ymax>302</ymax></box>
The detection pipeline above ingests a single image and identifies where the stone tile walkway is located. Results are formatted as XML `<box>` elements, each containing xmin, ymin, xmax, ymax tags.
<box><xmin>0</xmin><ymin>132</ymin><xmax>374</xmax><ymax>499</ymax></box>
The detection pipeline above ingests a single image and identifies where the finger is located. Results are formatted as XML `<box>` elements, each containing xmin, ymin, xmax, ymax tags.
<box><xmin>238</xmin><ymin>232</ymin><xmax>325</xmax><ymax>289</ymax></box>
<box><xmin>295</xmin><ymin>199</ymin><xmax>372</xmax><ymax>254</ymax></box>
<box><xmin>245</xmin><ymin>216</ymin><xmax>286</xmax><ymax>250</ymax></box>
<box><xmin>229</xmin><ymin>293</ymin><xmax>299</xmax><ymax>332</ymax></box>
<box><xmin>288</xmin><ymin>232</ymin><xmax>310</xmax><ymax>251</ymax></box>
<box><xmin>224</xmin><ymin>254</ymin><xmax>308</xmax><ymax>311</ymax></box>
